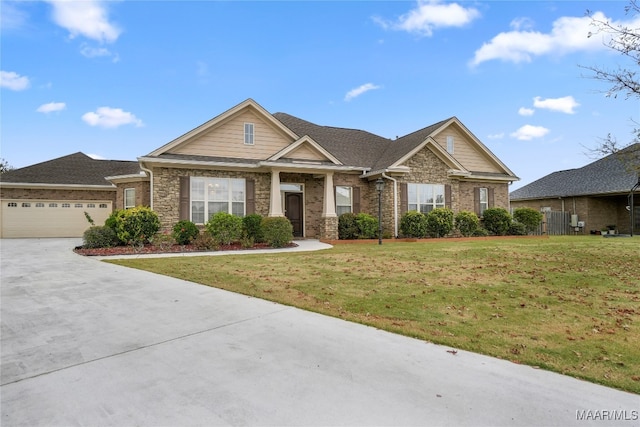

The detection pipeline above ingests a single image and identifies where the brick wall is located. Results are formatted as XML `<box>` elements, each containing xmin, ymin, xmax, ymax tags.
<box><xmin>114</xmin><ymin>181</ymin><xmax>151</xmax><ymax>210</ymax></box>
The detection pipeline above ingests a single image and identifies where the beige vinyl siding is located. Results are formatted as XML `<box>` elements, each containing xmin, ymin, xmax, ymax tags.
<box><xmin>282</xmin><ymin>143</ymin><xmax>328</xmax><ymax>161</ymax></box>
<box><xmin>434</xmin><ymin>126</ymin><xmax>501</xmax><ymax>173</ymax></box>
<box><xmin>0</xmin><ymin>199</ymin><xmax>112</xmax><ymax>238</ymax></box>
<box><xmin>170</xmin><ymin>110</ymin><xmax>293</xmax><ymax>160</ymax></box>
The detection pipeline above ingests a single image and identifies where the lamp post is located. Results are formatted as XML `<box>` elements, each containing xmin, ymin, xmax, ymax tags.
<box><xmin>376</xmin><ymin>178</ymin><xmax>385</xmax><ymax>245</ymax></box>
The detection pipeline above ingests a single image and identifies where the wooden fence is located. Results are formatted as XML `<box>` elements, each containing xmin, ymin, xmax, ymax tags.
<box><xmin>534</xmin><ymin>211</ymin><xmax>571</xmax><ymax>235</ymax></box>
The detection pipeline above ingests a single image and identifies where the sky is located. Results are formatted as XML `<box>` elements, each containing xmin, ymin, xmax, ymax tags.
<box><xmin>1</xmin><ymin>0</ymin><xmax>638</xmax><ymax>190</ymax></box>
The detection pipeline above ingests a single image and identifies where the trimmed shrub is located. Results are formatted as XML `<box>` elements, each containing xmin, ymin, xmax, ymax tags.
<box><xmin>206</xmin><ymin>212</ymin><xmax>243</xmax><ymax>245</ymax></box>
<box><xmin>173</xmin><ymin>220</ymin><xmax>199</xmax><ymax>245</ymax></box>
<box><xmin>455</xmin><ymin>211</ymin><xmax>480</xmax><ymax>237</ymax></box>
<box><xmin>473</xmin><ymin>227</ymin><xmax>489</xmax><ymax>237</ymax></box>
<box><xmin>355</xmin><ymin>213</ymin><xmax>378</xmax><ymax>239</ymax></box>
<box><xmin>482</xmin><ymin>208</ymin><xmax>512</xmax><ymax>236</ymax></box>
<box><xmin>83</xmin><ymin>225</ymin><xmax>118</xmax><ymax>248</ymax></box>
<box><xmin>113</xmin><ymin>207</ymin><xmax>160</xmax><ymax>245</ymax></box>
<box><xmin>193</xmin><ymin>232</ymin><xmax>218</xmax><ymax>251</ymax></box>
<box><xmin>261</xmin><ymin>217</ymin><xmax>293</xmax><ymax>248</ymax></box>
<box><xmin>242</xmin><ymin>214</ymin><xmax>264</xmax><ymax>243</ymax></box>
<box><xmin>338</xmin><ymin>213</ymin><xmax>359</xmax><ymax>240</ymax></box>
<box><xmin>425</xmin><ymin>207</ymin><xmax>454</xmax><ymax>238</ymax></box>
<box><xmin>400</xmin><ymin>211</ymin><xmax>428</xmax><ymax>238</ymax></box>
<box><xmin>508</xmin><ymin>221</ymin><xmax>527</xmax><ymax>236</ymax></box>
<box><xmin>513</xmin><ymin>207</ymin><xmax>543</xmax><ymax>234</ymax></box>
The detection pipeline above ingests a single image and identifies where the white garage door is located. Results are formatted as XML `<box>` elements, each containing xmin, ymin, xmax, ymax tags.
<box><xmin>0</xmin><ymin>200</ymin><xmax>113</xmax><ymax>238</ymax></box>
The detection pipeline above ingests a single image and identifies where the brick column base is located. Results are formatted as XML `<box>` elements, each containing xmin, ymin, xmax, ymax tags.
<box><xmin>320</xmin><ymin>216</ymin><xmax>338</xmax><ymax>240</ymax></box>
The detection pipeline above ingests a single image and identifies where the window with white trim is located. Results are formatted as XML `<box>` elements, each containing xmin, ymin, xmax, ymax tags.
<box><xmin>36</xmin><ymin>203</ymin><xmax>45</xmax><ymax>207</ymax></box>
<box><xmin>336</xmin><ymin>186</ymin><xmax>352</xmax><ymax>216</ymax></box>
<box><xmin>99</xmin><ymin>203</ymin><xmax>108</xmax><ymax>208</ymax></box>
<box><xmin>87</xmin><ymin>203</ymin><xmax>95</xmax><ymax>208</ymax></box>
<box><xmin>22</xmin><ymin>202</ymin><xmax>31</xmax><ymax>208</ymax></box>
<box><xmin>479</xmin><ymin>187</ymin><xmax>488</xmax><ymax>216</ymax></box>
<box><xmin>49</xmin><ymin>203</ymin><xmax>58</xmax><ymax>208</ymax></box>
<box><xmin>191</xmin><ymin>177</ymin><xmax>245</xmax><ymax>224</ymax></box>
<box><xmin>8</xmin><ymin>202</ymin><xmax>17</xmax><ymax>207</ymax></box>
<box><xmin>446</xmin><ymin>136</ymin><xmax>454</xmax><ymax>154</ymax></box>
<box><xmin>75</xmin><ymin>203</ymin><xmax>83</xmax><ymax>208</ymax></box>
<box><xmin>62</xmin><ymin>203</ymin><xmax>70</xmax><ymax>208</ymax></box>
<box><xmin>244</xmin><ymin>123</ymin><xmax>254</xmax><ymax>145</ymax></box>
<box><xmin>408</xmin><ymin>183</ymin><xmax>445</xmax><ymax>214</ymax></box>
<box><xmin>124</xmin><ymin>188</ymin><xmax>135</xmax><ymax>209</ymax></box>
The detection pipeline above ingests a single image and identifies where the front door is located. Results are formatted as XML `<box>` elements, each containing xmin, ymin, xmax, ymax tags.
<box><xmin>285</xmin><ymin>192</ymin><xmax>303</xmax><ymax>237</ymax></box>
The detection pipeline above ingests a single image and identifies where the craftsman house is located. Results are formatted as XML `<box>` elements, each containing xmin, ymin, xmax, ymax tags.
<box><xmin>510</xmin><ymin>144</ymin><xmax>640</xmax><ymax>235</ymax></box>
<box><xmin>1</xmin><ymin>99</ymin><xmax>519</xmax><ymax>239</ymax></box>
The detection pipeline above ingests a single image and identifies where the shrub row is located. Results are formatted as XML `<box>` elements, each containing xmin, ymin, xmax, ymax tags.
<box><xmin>83</xmin><ymin>209</ymin><xmax>293</xmax><ymax>249</ymax></box>
<box><xmin>338</xmin><ymin>213</ymin><xmax>379</xmax><ymax>239</ymax></box>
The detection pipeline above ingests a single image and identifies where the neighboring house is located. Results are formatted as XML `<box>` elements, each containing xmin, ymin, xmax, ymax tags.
<box><xmin>510</xmin><ymin>143</ymin><xmax>640</xmax><ymax>234</ymax></box>
<box><xmin>1</xmin><ymin>99</ymin><xmax>519</xmax><ymax>239</ymax></box>
<box><xmin>0</xmin><ymin>153</ymin><xmax>146</xmax><ymax>238</ymax></box>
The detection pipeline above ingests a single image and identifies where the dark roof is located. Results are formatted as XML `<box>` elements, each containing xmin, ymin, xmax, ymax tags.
<box><xmin>272</xmin><ymin>113</ymin><xmax>392</xmax><ymax>167</ymax></box>
<box><xmin>510</xmin><ymin>143</ymin><xmax>640</xmax><ymax>200</ymax></box>
<box><xmin>0</xmin><ymin>152</ymin><xmax>141</xmax><ymax>186</ymax></box>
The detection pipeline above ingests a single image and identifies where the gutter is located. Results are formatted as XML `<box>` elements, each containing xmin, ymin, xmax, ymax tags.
<box><xmin>382</xmin><ymin>173</ymin><xmax>399</xmax><ymax>238</ymax></box>
<box><xmin>138</xmin><ymin>161</ymin><xmax>154</xmax><ymax>210</ymax></box>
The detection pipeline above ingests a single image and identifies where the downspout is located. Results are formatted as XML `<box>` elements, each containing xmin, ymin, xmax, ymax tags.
<box><xmin>139</xmin><ymin>161</ymin><xmax>153</xmax><ymax>210</ymax></box>
<box><xmin>382</xmin><ymin>173</ymin><xmax>398</xmax><ymax>238</ymax></box>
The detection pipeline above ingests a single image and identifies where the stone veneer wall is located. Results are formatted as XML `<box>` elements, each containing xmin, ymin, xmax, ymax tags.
<box><xmin>152</xmin><ymin>167</ymin><xmax>271</xmax><ymax>231</ymax></box>
<box><xmin>1</xmin><ymin>187</ymin><xmax>116</xmax><ymax>205</ymax></box>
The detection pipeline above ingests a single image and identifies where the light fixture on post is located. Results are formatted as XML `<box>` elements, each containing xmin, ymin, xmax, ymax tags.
<box><xmin>376</xmin><ymin>178</ymin><xmax>385</xmax><ymax>245</ymax></box>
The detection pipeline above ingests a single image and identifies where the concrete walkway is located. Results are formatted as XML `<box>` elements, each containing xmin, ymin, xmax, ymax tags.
<box><xmin>1</xmin><ymin>238</ymin><xmax>638</xmax><ymax>426</ymax></box>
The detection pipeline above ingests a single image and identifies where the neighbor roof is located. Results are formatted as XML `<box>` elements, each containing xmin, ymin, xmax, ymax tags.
<box><xmin>510</xmin><ymin>144</ymin><xmax>640</xmax><ymax>200</ymax></box>
<box><xmin>0</xmin><ymin>152</ymin><xmax>142</xmax><ymax>187</ymax></box>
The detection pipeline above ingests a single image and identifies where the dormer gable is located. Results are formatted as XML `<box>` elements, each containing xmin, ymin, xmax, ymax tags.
<box><xmin>269</xmin><ymin>136</ymin><xmax>342</xmax><ymax>165</ymax></box>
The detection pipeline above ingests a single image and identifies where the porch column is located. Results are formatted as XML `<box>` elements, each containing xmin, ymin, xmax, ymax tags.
<box><xmin>322</xmin><ymin>172</ymin><xmax>337</xmax><ymax>218</ymax></box>
<box><xmin>269</xmin><ymin>169</ymin><xmax>284</xmax><ymax>217</ymax></box>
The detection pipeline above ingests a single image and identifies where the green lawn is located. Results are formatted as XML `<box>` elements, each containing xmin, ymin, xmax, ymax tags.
<box><xmin>108</xmin><ymin>236</ymin><xmax>640</xmax><ymax>393</ymax></box>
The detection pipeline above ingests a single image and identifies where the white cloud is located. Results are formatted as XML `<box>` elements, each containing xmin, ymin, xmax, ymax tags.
<box><xmin>0</xmin><ymin>70</ymin><xmax>30</xmax><ymax>90</ymax></box>
<box><xmin>373</xmin><ymin>0</ymin><xmax>480</xmax><ymax>37</ymax></box>
<box><xmin>344</xmin><ymin>83</ymin><xmax>381</xmax><ymax>101</ymax></box>
<box><xmin>36</xmin><ymin>102</ymin><xmax>66</xmax><ymax>113</ymax></box>
<box><xmin>470</xmin><ymin>11</ymin><xmax>640</xmax><ymax>66</ymax></box>
<box><xmin>46</xmin><ymin>0</ymin><xmax>121</xmax><ymax>43</ymax></box>
<box><xmin>518</xmin><ymin>107</ymin><xmax>535</xmax><ymax>116</ymax></box>
<box><xmin>533</xmin><ymin>96</ymin><xmax>580</xmax><ymax>114</ymax></box>
<box><xmin>82</xmin><ymin>107</ymin><xmax>143</xmax><ymax>128</ymax></box>
<box><xmin>510</xmin><ymin>125</ymin><xmax>550</xmax><ymax>141</ymax></box>
<box><xmin>1</xmin><ymin>2</ymin><xmax>28</xmax><ymax>31</ymax></box>
<box><xmin>80</xmin><ymin>44</ymin><xmax>112</xmax><ymax>58</ymax></box>
<box><xmin>487</xmin><ymin>133</ymin><xmax>505</xmax><ymax>140</ymax></box>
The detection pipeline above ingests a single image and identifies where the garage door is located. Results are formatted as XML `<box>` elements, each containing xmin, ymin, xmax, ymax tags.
<box><xmin>0</xmin><ymin>200</ymin><xmax>113</xmax><ymax>238</ymax></box>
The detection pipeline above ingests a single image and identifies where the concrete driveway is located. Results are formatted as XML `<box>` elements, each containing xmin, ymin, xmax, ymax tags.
<box><xmin>1</xmin><ymin>239</ymin><xmax>638</xmax><ymax>426</ymax></box>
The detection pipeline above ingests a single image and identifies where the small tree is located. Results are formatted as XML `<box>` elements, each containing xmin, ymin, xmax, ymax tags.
<box><xmin>400</xmin><ymin>211</ymin><xmax>428</xmax><ymax>238</ymax></box>
<box><xmin>482</xmin><ymin>208</ymin><xmax>512</xmax><ymax>236</ymax></box>
<box><xmin>455</xmin><ymin>211</ymin><xmax>480</xmax><ymax>237</ymax></box>
<box><xmin>513</xmin><ymin>207</ymin><xmax>543</xmax><ymax>234</ymax></box>
<box><xmin>425</xmin><ymin>207</ymin><xmax>454</xmax><ymax>238</ymax></box>
<box><xmin>0</xmin><ymin>158</ymin><xmax>14</xmax><ymax>174</ymax></box>
<box><xmin>206</xmin><ymin>212</ymin><xmax>243</xmax><ymax>245</ymax></box>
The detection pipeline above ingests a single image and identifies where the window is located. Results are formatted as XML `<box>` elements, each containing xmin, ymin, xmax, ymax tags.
<box><xmin>75</xmin><ymin>203</ymin><xmax>83</xmax><ymax>208</ymax></box>
<box><xmin>191</xmin><ymin>177</ymin><xmax>245</xmax><ymax>224</ymax></box>
<box><xmin>62</xmin><ymin>203</ymin><xmax>70</xmax><ymax>208</ymax></box>
<box><xmin>49</xmin><ymin>203</ymin><xmax>58</xmax><ymax>208</ymax></box>
<box><xmin>408</xmin><ymin>183</ymin><xmax>445</xmax><ymax>214</ymax></box>
<box><xmin>336</xmin><ymin>186</ymin><xmax>352</xmax><ymax>215</ymax></box>
<box><xmin>99</xmin><ymin>203</ymin><xmax>108</xmax><ymax>208</ymax></box>
<box><xmin>8</xmin><ymin>202</ymin><xmax>17</xmax><ymax>207</ymax></box>
<box><xmin>446</xmin><ymin>136</ymin><xmax>454</xmax><ymax>154</ymax></box>
<box><xmin>244</xmin><ymin>123</ymin><xmax>254</xmax><ymax>145</ymax></box>
<box><xmin>479</xmin><ymin>188</ymin><xmax>488</xmax><ymax>216</ymax></box>
<box><xmin>87</xmin><ymin>203</ymin><xmax>95</xmax><ymax>208</ymax></box>
<box><xmin>124</xmin><ymin>188</ymin><xmax>135</xmax><ymax>209</ymax></box>
<box><xmin>22</xmin><ymin>202</ymin><xmax>31</xmax><ymax>208</ymax></box>
<box><xmin>35</xmin><ymin>203</ymin><xmax>45</xmax><ymax>207</ymax></box>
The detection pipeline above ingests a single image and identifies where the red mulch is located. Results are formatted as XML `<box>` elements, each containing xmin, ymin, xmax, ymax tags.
<box><xmin>74</xmin><ymin>242</ymin><xmax>297</xmax><ymax>256</ymax></box>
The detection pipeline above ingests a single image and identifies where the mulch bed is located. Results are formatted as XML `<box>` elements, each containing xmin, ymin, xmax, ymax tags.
<box><xmin>74</xmin><ymin>242</ymin><xmax>298</xmax><ymax>256</ymax></box>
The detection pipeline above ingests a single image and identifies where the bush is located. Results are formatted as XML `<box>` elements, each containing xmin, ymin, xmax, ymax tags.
<box><xmin>513</xmin><ymin>207</ymin><xmax>543</xmax><ymax>234</ymax></box>
<box><xmin>355</xmin><ymin>213</ymin><xmax>378</xmax><ymax>239</ymax></box>
<box><xmin>261</xmin><ymin>217</ymin><xmax>293</xmax><ymax>248</ymax></box>
<box><xmin>508</xmin><ymin>221</ymin><xmax>528</xmax><ymax>236</ymax></box>
<box><xmin>193</xmin><ymin>232</ymin><xmax>218</xmax><ymax>251</ymax></box>
<box><xmin>473</xmin><ymin>227</ymin><xmax>489</xmax><ymax>237</ymax></box>
<box><xmin>173</xmin><ymin>220</ymin><xmax>199</xmax><ymax>245</ymax></box>
<box><xmin>83</xmin><ymin>225</ymin><xmax>118</xmax><ymax>248</ymax></box>
<box><xmin>338</xmin><ymin>213</ymin><xmax>359</xmax><ymax>240</ymax></box>
<box><xmin>400</xmin><ymin>211</ymin><xmax>428</xmax><ymax>238</ymax></box>
<box><xmin>206</xmin><ymin>212</ymin><xmax>243</xmax><ymax>245</ymax></box>
<box><xmin>425</xmin><ymin>208</ymin><xmax>454</xmax><ymax>238</ymax></box>
<box><xmin>482</xmin><ymin>208</ymin><xmax>512</xmax><ymax>236</ymax></box>
<box><xmin>242</xmin><ymin>214</ymin><xmax>264</xmax><ymax>243</ymax></box>
<box><xmin>112</xmin><ymin>207</ymin><xmax>160</xmax><ymax>245</ymax></box>
<box><xmin>455</xmin><ymin>211</ymin><xmax>480</xmax><ymax>237</ymax></box>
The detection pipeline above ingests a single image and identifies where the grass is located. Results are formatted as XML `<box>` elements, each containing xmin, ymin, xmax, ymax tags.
<box><xmin>107</xmin><ymin>236</ymin><xmax>640</xmax><ymax>394</ymax></box>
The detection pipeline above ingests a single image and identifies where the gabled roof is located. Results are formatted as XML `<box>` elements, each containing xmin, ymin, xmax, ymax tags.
<box><xmin>0</xmin><ymin>152</ymin><xmax>141</xmax><ymax>187</ymax></box>
<box><xmin>510</xmin><ymin>143</ymin><xmax>640</xmax><ymax>200</ymax></box>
